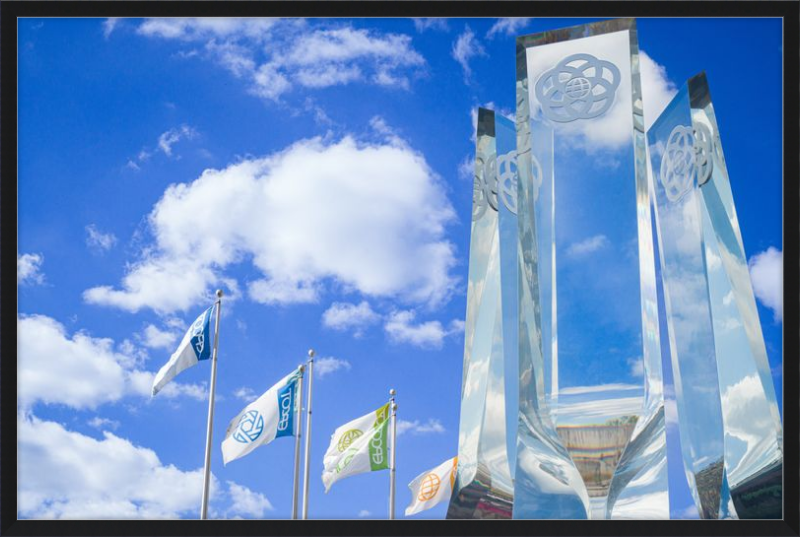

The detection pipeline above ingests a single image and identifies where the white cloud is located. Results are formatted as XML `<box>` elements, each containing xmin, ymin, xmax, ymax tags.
<box><xmin>103</xmin><ymin>18</ymin><xmax>119</xmax><ymax>39</ymax></box>
<box><xmin>158</xmin><ymin>125</ymin><xmax>198</xmax><ymax>157</ymax></box>
<box><xmin>458</xmin><ymin>154</ymin><xmax>475</xmax><ymax>182</ymax></box>
<box><xmin>486</xmin><ymin>18</ymin><xmax>532</xmax><ymax>39</ymax></box>
<box><xmin>628</xmin><ymin>356</ymin><xmax>644</xmax><ymax>377</ymax></box>
<box><xmin>225</xmin><ymin>481</ymin><xmax>273</xmax><ymax>518</ymax></box>
<box><xmin>559</xmin><ymin>383</ymin><xmax>641</xmax><ymax>396</ymax></box>
<box><xmin>396</xmin><ymin>418</ymin><xmax>445</xmax><ymax>436</ymax></box>
<box><xmin>137</xmin><ymin>18</ymin><xmax>279</xmax><ymax>41</ymax></box>
<box><xmin>322</xmin><ymin>301</ymin><xmax>380</xmax><ymax>336</ymax></box>
<box><xmin>384</xmin><ymin>310</ymin><xmax>461</xmax><ymax>349</ymax></box>
<box><xmin>566</xmin><ymin>234</ymin><xmax>609</xmax><ymax>257</ymax></box>
<box><xmin>452</xmin><ymin>26</ymin><xmax>487</xmax><ymax>82</ymax></box>
<box><xmin>314</xmin><ymin>356</ymin><xmax>351</xmax><ymax>378</ymax></box>
<box><xmin>640</xmin><ymin>51</ymin><xmax>678</xmax><ymax>131</ymax></box>
<box><xmin>137</xmin><ymin>20</ymin><xmax>425</xmax><ymax>102</ymax></box>
<box><xmin>233</xmin><ymin>386</ymin><xmax>256</xmax><ymax>402</ymax></box>
<box><xmin>87</xmin><ymin>417</ymin><xmax>120</xmax><ymax>431</ymax></box>
<box><xmin>358</xmin><ymin>509</ymin><xmax>372</xmax><ymax>517</ymax></box>
<box><xmin>86</xmin><ymin>134</ymin><xmax>457</xmax><ymax>315</ymax></box>
<box><xmin>140</xmin><ymin>324</ymin><xmax>180</xmax><ymax>350</ymax></box>
<box><xmin>85</xmin><ymin>224</ymin><xmax>117</xmax><ymax>253</ymax></box>
<box><xmin>18</xmin><ymin>413</ymin><xmax>266</xmax><ymax>519</ymax></box>
<box><xmin>748</xmin><ymin>247</ymin><xmax>782</xmax><ymax>321</ymax></box>
<box><xmin>412</xmin><ymin>18</ymin><xmax>448</xmax><ymax>33</ymax></box>
<box><xmin>18</xmin><ymin>314</ymin><xmax>205</xmax><ymax>410</ymax></box>
<box><xmin>18</xmin><ymin>253</ymin><xmax>45</xmax><ymax>285</ymax></box>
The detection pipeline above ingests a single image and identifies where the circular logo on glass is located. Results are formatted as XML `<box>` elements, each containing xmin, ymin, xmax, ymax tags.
<box><xmin>535</xmin><ymin>53</ymin><xmax>621</xmax><ymax>123</ymax></box>
<box><xmin>233</xmin><ymin>409</ymin><xmax>264</xmax><ymax>444</ymax></box>
<box><xmin>660</xmin><ymin>123</ymin><xmax>717</xmax><ymax>202</ymax></box>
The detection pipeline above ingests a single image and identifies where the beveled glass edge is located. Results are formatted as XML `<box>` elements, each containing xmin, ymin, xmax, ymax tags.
<box><xmin>478</xmin><ymin>107</ymin><xmax>496</xmax><ymax>140</ymax></box>
<box><xmin>516</xmin><ymin>17</ymin><xmax>636</xmax><ymax>58</ymax></box>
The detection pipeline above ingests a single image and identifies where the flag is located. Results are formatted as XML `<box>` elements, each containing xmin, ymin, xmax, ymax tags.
<box><xmin>322</xmin><ymin>403</ymin><xmax>390</xmax><ymax>492</ymax></box>
<box><xmin>151</xmin><ymin>305</ymin><xmax>214</xmax><ymax>397</ymax></box>
<box><xmin>405</xmin><ymin>456</ymin><xmax>458</xmax><ymax>516</ymax></box>
<box><xmin>221</xmin><ymin>367</ymin><xmax>302</xmax><ymax>465</ymax></box>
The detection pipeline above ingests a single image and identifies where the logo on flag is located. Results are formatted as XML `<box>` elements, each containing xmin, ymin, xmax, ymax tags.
<box><xmin>277</xmin><ymin>389</ymin><xmax>293</xmax><ymax>433</ymax></box>
<box><xmin>233</xmin><ymin>410</ymin><xmax>265</xmax><ymax>444</ymax></box>
<box><xmin>151</xmin><ymin>305</ymin><xmax>215</xmax><ymax>397</ymax></box>
<box><xmin>322</xmin><ymin>403</ymin><xmax>391</xmax><ymax>492</ymax></box>
<box><xmin>337</xmin><ymin>429</ymin><xmax>363</xmax><ymax>452</ymax></box>
<box><xmin>405</xmin><ymin>456</ymin><xmax>458</xmax><ymax>516</ymax></box>
<box><xmin>418</xmin><ymin>473</ymin><xmax>441</xmax><ymax>501</ymax></box>
<box><xmin>221</xmin><ymin>366</ymin><xmax>302</xmax><ymax>465</ymax></box>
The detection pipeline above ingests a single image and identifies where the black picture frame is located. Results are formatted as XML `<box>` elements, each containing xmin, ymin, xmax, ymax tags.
<box><xmin>2</xmin><ymin>2</ymin><xmax>797</xmax><ymax>536</ymax></box>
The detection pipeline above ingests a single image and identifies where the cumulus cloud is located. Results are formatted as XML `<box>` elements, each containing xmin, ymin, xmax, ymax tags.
<box><xmin>486</xmin><ymin>18</ymin><xmax>532</xmax><ymax>39</ymax></box>
<box><xmin>412</xmin><ymin>18</ymin><xmax>448</xmax><ymax>33</ymax></box>
<box><xmin>85</xmin><ymin>224</ymin><xmax>117</xmax><ymax>253</ymax></box>
<box><xmin>640</xmin><ymin>51</ymin><xmax>679</xmax><ymax>131</ymax></box>
<box><xmin>452</xmin><ymin>26</ymin><xmax>487</xmax><ymax>82</ymax></box>
<box><xmin>748</xmin><ymin>247</ymin><xmax>782</xmax><ymax>322</ymax></box>
<box><xmin>322</xmin><ymin>301</ymin><xmax>380</xmax><ymax>336</ymax></box>
<box><xmin>225</xmin><ymin>481</ymin><xmax>273</xmax><ymax>518</ymax></box>
<box><xmin>18</xmin><ymin>413</ymin><xmax>268</xmax><ymax>519</ymax></box>
<box><xmin>86</xmin><ymin>134</ymin><xmax>458</xmax><ymax>315</ymax></box>
<box><xmin>136</xmin><ymin>19</ymin><xmax>425</xmax><ymax>102</ymax></box>
<box><xmin>566</xmin><ymin>234</ymin><xmax>609</xmax><ymax>257</ymax></box>
<box><xmin>18</xmin><ymin>314</ymin><xmax>204</xmax><ymax>410</ymax></box>
<box><xmin>140</xmin><ymin>324</ymin><xmax>180</xmax><ymax>350</ymax></box>
<box><xmin>18</xmin><ymin>253</ymin><xmax>45</xmax><ymax>285</ymax></box>
<box><xmin>314</xmin><ymin>356</ymin><xmax>352</xmax><ymax>378</ymax></box>
<box><xmin>396</xmin><ymin>418</ymin><xmax>445</xmax><ymax>436</ymax></box>
<box><xmin>384</xmin><ymin>310</ymin><xmax>462</xmax><ymax>349</ymax></box>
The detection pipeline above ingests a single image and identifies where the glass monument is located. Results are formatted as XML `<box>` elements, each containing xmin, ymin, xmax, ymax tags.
<box><xmin>514</xmin><ymin>18</ymin><xmax>669</xmax><ymax>519</ymax></box>
<box><xmin>447</xmin><ymin>108</ymin><xmax>518</xmax><ymax>519</ymax></box>
<box><xmin>648</xmin><ymin>72</ymin><xmax>783</xmax><ymax>519</ymax></box>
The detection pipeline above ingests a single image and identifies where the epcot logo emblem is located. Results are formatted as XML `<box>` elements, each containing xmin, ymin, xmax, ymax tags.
<box><xmin>660</xmin><ymin>123</ymin><xmax>715</xmax><ymax>202</ymax></box>
<box><xmin>535</xmin><ymin>53</ymin><xmax>621</xmax><ymax>123</ymax></box>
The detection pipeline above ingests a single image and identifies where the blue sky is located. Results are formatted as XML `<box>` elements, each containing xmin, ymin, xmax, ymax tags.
<box><xmin>16</xmin><ymin>17</ymin><xmax>783</xmax><ymax>520</ymax></box>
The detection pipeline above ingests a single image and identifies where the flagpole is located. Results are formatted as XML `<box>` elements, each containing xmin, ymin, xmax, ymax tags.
<box><xmin>200</xmin><ymin>289</ymin><xmax>223</xmax><ymax>520</ymax></box>
<box><xmin>301</xmin><ymin>349</ymin><xmax>315</xmax><ymax>520</ymax></box>
<box><xmin>389</xmin><ymin>388</ymin><xmax>397</xmax><ymax>520</ymax></box>
<box><xmin>291</xmin><ymin>364</ymin><xmax>305</xmax><ymax>520</ymax></box>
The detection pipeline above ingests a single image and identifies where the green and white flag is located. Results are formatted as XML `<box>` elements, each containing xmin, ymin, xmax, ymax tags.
<box><xmin>321</xmin><ymin>402</ymin><xmax>390</xmax><ymax>492</ymax></box>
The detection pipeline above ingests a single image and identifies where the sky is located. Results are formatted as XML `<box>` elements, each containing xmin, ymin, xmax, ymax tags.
<box><xmin>16</xmin><ymin>17</ymin><xmax>783</xmax><ymax>521</ymax></box>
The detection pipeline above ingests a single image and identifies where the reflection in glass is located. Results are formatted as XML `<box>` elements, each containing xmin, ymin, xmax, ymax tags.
<box><xmin>514</xmin><ymin>18</ymin><xmax>668</xmax><ymax>519</ymax></box>
<box><xmin>447</xmin><ymin>108</ymin><xmax>516</xmax><ymax>519</ymax></box>
<box><xmin>648</xmin><ymin>72</ymin><xmax>783</xmax><ymax>519</ymax></box>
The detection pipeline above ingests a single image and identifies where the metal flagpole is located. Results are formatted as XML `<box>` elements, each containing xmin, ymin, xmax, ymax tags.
<box><xmin>200</xmin><ymin>289</ymin><xmax>223</xmax><ymax>520</ymax></box>
<box><xmin>389</xmin><ymin>389</ymin><xmax>397</xmax><ymax>520</ymax></box>
<box><xmin>301</xmin><ymin>349</ymin><xmax>315</xmax><ymax>520</ymax></box>
<box><xmin>291</xmin><ymin>364</ymin><xmax>305</xmax><ymax>520</ymax></box>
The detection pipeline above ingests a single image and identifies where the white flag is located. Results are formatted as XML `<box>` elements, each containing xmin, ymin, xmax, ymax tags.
<box><xmin>221</xmin><ymin>367</ymin><xmax>302</xmax><ymax>465</ymax></box>
<box><xmin>151</xmin><ymin>305</ymin><xmax>214</xmax><ymax>397</ymax></box>
<box><xmin>405</xmin><ymin>456</ymin><xmax>458</xmax><ymax>516</ymax></box>
<box><xmin>321</xmin><ymin>403</ymin><xmax>390</xmax><ymax>492</ymax></box>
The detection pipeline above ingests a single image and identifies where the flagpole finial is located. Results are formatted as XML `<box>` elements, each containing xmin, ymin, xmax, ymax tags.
<box><xmin>389</xmin><ymin>388</ymin><xmax>396</xmax><ymax>397</ymax></box>
<box><xmin>308</xmin><ymin>349</ymin><xmax>315</xmax><ymax>359</ymax></box>
<box><xmin>216</xmin><ymin>289</ymin><xmax>223</xmax><ymax>298</ymax></box>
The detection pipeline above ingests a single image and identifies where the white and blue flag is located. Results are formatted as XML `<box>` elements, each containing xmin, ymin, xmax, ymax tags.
<box><xmin>151</xmin><ymin>305</ymin><xmax>214</xmax><ymax>397</ymax></box>
<box><xmin>221</xmin><ymin>367</ymin><xmax>302</xmax><ymax>465</ymax></box>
